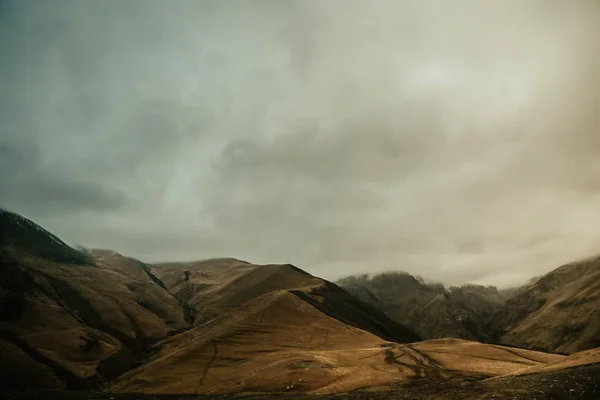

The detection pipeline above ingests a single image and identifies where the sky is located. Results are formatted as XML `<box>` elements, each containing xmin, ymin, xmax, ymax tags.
<box><xmin>1</xmin><ymin>0</ymin><xmax>600</xmax><ymax>288</ymax></box>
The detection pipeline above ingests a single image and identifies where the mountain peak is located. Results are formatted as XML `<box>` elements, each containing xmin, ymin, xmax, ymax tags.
<box><xmin>0</xmin><ymin>208</ymin><xmax>92</xmax><ymax>265</ymax></box>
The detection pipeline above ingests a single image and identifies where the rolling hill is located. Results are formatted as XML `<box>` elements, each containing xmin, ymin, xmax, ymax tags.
<box><xmin>0</xmin><ymin>209</ymin><xmax>190</xmax><ymax>389</ymax></box>
<box><xmin>488</xmin><ymin>255</ymin><xmax>600</xmax><ymax>354</ymax></box>
<box><xmin>150</xmin><ymin>259</ymin><xmax>419</xmax><ymax>342</ymax></box>
<box><xmin>1</xmin><ymin>208</ymin><xmax>599</xmax><ymax>398</ymax></box>
<box><xmin>0</xmin><ymin>209</ymin><xmax>418</xmax><ymax>393</ymax></box>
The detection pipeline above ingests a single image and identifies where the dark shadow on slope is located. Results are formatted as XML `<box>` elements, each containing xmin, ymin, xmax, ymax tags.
<box><xmin>290</xmin><ymin>282</ymin><xmax>419</xmax><ymax>344</ymax></box>
<box><xmin>0</xmin><ymin>209</ymin><xmax>93</xmax><ymax>265</ymax></box>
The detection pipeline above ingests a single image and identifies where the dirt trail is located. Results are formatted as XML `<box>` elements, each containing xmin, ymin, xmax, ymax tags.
<box><xmin>383</xmin><ymin>347</ymin><xmax>422</xmax><ymax>377</ymax></box>
<box><xmin>194</xmin><ymin>339</ymin><xmax>219</xmax><ymax>394</ymax></box>
<box><xmin>380</xmin><ymin>345</ymin><xmax>424</xmax><ymax>383</ymax></box>
<box><xmin>380</xmin><ymin>344</ymin><xmax>464</xmax><ymax>386</ymax></box>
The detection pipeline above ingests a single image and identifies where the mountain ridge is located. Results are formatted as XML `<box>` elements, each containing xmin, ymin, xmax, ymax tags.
<box><xmin>337</xmin><ymin>272</ymin><xmax>507</xmax><ymax>342</ymax></box>
<box><xmin>338</xmin><ymin>256</ymin><xmax>600</xmax><ymax>355</ymax></box>
<box><xmin>1</xmin><ymin>208</ymin><xmax>599</xmax><ymax>396</ymax></box>
<box><xmin>0</xmin><ymin>210</ymin><xmax>419</xmax><ymax>392</ymax></box>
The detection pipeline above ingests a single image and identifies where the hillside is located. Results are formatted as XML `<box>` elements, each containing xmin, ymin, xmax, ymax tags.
<box><xmin>1</xmin><ymin>209</ymin><xmax>599</xmax><ymax>398</ymax></box>
<box><xmin>150</xmin><ymin>260</ymin><xmax>418</xmax><ymax>342</ymax></box>
<box><xmin>337</xmin><ymin>272</ymin><xmax>506</xmax><ymax>341</ymax></box>
<box><xmin>0</xmin><ymin>210</ymin><xmax>418</xmax><ymax>392</ymax></box>
<box><xmin>0</xmin><ymin>209</ymin><xmax>93</xmax><ymax>265</ymax></box>
<box><xmin>338</xmin><ymin>257</ymin><xmax>600</xmax><ymax>357</ymax></box>
<box><xmin>0</xmin><ymin>211</ymin><xmax>190</xmax><ymax>390</ymax></box>
<box><xmin>488</xmin><ymin>256</ymin><xmax>600</xmax><ymax>354</ymax></box>
<box><xmin>109</xmin><ymin>324</ymin><xmax>563</xmax><ymax>395</ymax></box>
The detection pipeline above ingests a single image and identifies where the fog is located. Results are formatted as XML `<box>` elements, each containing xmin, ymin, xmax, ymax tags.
<box><xmin>1</xmin><ymin>0</ymin><xmax>599</xmax><ymax>287</ymax></box>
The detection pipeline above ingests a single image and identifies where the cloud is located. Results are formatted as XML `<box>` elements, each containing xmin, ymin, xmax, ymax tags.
<box><xmin>0</xmin><ymin>136</ymin><xmax>129</xmax><ymax>214</ymax></box>
<box><xmin>1</xmin><ymin>0</ymin><xmax>599</xmax><ymax>288</ymax></box>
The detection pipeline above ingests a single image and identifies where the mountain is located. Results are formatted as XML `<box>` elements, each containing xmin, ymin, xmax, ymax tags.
<box><xmin>338</xmin><ymin>256</ymin><xmax>600</xmax><ymax>357</ymax></box>
<box><xmin>0</xmin><ymin>209</ymin><xmax>93</xmax><ymax>265</ymax></box>
<box><xmin>149</xmin><ymin>259</ymin><xmax>418</xmax><ymax>342</ymax></box>
<box><xmin>337</xmin><ymin>272</ymin><xmax>506</xmax><ymax>341</ymax></box>
<box><xmin>0</xmin><ymin>210</ymin><xmax>190</xmax><ymax>390</ymax></box>
<box><xmin>2</xmin><ymin>208</ymin><xmax>600</xmax><ymax>398</ymax></box>
<box><xmin>488</xmin><ymin>255</ymin><xmax>600</xmax><ymax>354</ymax></box>
<box><xmin>0</xmin><ymin>209</ymin><xmax>417</xmax><ymax>393</ymax></box>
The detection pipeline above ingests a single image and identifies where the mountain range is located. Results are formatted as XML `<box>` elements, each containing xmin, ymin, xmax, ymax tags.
<box><xmin>337</xmin><ymin>259</ymin><xmax>600</xmax><ymax>355</ymax></box>
<box><xmin>1</xmin><ymin>208</ymin><xmax>599</xmax><ymax>399</ymax></box>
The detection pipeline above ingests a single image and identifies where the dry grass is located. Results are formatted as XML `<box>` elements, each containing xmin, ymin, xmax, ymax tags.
<box><xmin>108</xmin><ymin>294</ymin><xmax>567</xmax><ymax>395</ymax></box>
<box><xmin>0</xmin><ymin>248</ymin><xmax>190</xmax><ymax>389</ymax></box>
<box><xmin>511</xmin><ymin>347</ymin><xmax>600</xmax><ymax>375</ymax></box>
<box><xmin>493</xmin><ymin>256</ymin><xmax>600</xmax><ymax>354</ymax></box>
<box><xmin>2</xmin><ymin>210</ymin><xmax>599</xmax><ymax>397</ymax></box>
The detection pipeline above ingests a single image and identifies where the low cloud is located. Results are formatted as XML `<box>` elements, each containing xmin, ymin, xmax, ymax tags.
<box><xmin>1</xmin><ymin>0</ymin><xmax>599</xmax><ymax>288</ymax></box>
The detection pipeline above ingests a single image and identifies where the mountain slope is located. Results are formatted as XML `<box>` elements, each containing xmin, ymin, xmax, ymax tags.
<box><xmin>337</xmin><ymin>272</ymin><xmax>506</xmax><ymax>341</ymax></box>
<box><xmin>2</xmin><ymin>208</ymin><xmax>599</xmax><ymax>397</ymax></box>
<box><xmin>0</xmin><ymin>210</ymin><xmax>418</xmax><ymax>392</ymax></box>
<box><xmin>109</xmin><ymin>264</ymin><xmax>576</xmax><ymax>395</ymax></box>
<box><xmin>109</xmin><ymin>298</ymin><xmax>562</xmax><ymax>395</ymax></box>
<box><xmin>339</xmin><ymin>257</ymin><xmax>600</xmax><ymax>356</ymax></box>
<box><xmin>0</xmin><ymin>209</ymin><xmax>92</xmax><ymax>265</ymax></box>
<box><xmin>0</xmin><ymin>211</ymin><xmax>190</xmax><ymax>390</ymax></box>
<box><xmin>152</xmin><ymin>260</ymin><xmax>419</xmax><ymax>343</ymax></box>
<box><xmin>489</xmin><ymin>255</ymin><xmax>600</xmax><ymax>354</ymax></box>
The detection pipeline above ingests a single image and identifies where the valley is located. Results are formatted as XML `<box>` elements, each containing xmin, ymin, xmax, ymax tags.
<box><xmin>1</xmin><ymin>209</ymin><xmax>599</xmax><ymax>399</ymax></box>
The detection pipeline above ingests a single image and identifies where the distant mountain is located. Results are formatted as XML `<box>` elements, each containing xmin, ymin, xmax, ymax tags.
<box><xmin>337</xmin><ymin>272</ymin><xmax>506</xmax><ymax>341</ymax></box>
<box><xmin>339</xmin><ymin>257</ymin><xmax>600</xmax><ymax>357</ymax></box>
<box><xmin>488</xmin><ymin>255</ymin><xmax>600</xmax><ymax>354</ymax></box>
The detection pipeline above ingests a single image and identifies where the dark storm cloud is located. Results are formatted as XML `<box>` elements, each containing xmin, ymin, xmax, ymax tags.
<box><xmin>0</xmin><ymin>137</ymin><xmax>129</xmax><ymax>214</ymax></box>
<box><xmin>1</xmin><ymin>0</ymin><xmax>599</xmax><ymax>287</ymax></box>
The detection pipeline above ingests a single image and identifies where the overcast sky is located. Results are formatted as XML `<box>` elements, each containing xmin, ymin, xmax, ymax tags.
<box><xmin>1</xmin><ymin>0</ymin><xmax>599</xmax><ymax>287</ymax></box>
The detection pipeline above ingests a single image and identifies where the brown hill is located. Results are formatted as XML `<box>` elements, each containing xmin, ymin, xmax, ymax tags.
<box><xmin>150</xmin><ymin>260</ymin><xmax>418</xmax><ymax>343</ymax></box>
<box><xmin>488</xmin><ymin>255</ymin><xmax>600</xmax><ymax>354</ymax></box>
<box><xmin>2</xmin><ymin>209</ymin><xmax>599</xmax><ymax>398</ymax></box>
<box><xmin>0</xmin><ymin>210</ymin><xmax>190</xmax><ymax>390</ymax></box>
<box><xmin>337</xmin><ymin>272</ymin><xmax>506</xmax><ymax>341</ymax></box>
<box><xmin>111</xmin><ymin>263</ymin><xmax>598</xmax><ymax>395</ymax></box>
<box><xmin>109</xmin><ymin>308</ymin><xmax>564</xmax><ymax>395</ymax></box>
<box><xmin>150</xmin><ymin>259</ymin><xmax>318</xmax><ymax>324</ymax></box>
<box><xmin>0</xmin><ymin>210</ymin><xmax>417</xmax><ymax>392</ymax></box>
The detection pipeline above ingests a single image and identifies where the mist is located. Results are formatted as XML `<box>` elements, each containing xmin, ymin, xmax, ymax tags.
<box><xmin>1</xmin><ymin>0</ymin><xmax>599</xmax><ymax>287</ymax></box>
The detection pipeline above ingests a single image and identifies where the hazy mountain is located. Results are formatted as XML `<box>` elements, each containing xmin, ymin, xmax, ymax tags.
<box><xmin>337</xmin><ymin>272</ymin><xmax>506</xmax><ymax>341</ymax></box>
<box><xmin>488</xmin><ymin>256</ymin><xmax>600</xmax><ymax>354</ymax></box>
<box><xmin>338</xmin><ymin>256</ymin><xmax>600</xmax><ymax>358</ymax></box>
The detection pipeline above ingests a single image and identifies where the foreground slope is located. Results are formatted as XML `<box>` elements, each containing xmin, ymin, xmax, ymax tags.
<box><xmin>489</xmin><ymin>255</ymin><xmax>600</xmax><ymax>354</ymax></box>
<box><xmin>338</xmin><ymin>273</ymin><xmax>506</xmax><ymax>341</ymax></box>
<box><xmin>6</xmin><ymin>362</ymin><xmax>600</xmax><ymax>400</ymax></box>
<box><xmin>110</xmin><ymin>302</ymin><xmax>563</xmax><ymax>396</ymax></box>
<box><xmin>0</xmin><ymin>209</ymin><xmax>419</xmax><ymax>392</ymax></box>
<box><xmin>0</xmin><ymin>210</ymin><xmax>190</xmax><ymax>390</ymax></box>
